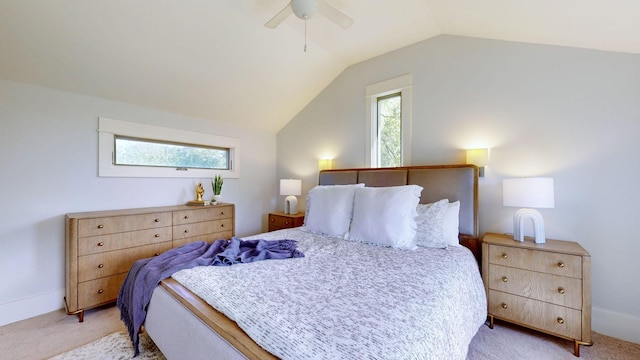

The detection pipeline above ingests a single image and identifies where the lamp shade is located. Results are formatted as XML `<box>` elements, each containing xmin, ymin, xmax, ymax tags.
<box><xmin>318</xmin><ymin>159</ymin><xmax>333</xmax><ymax>171</ymax></box>
<box><xmin>466</xmin><ymin>149</ymin><xmax>489</xmax><ymax>167</ymax></box>
<box><xmin>280</xmin><ymin>179</ymin><xmax>302</xmax><ymax>196</ymax></box>
<box><xmin>503</xmin><ymin>178</ymin><xmax>555</xmax><ymax>208</ymax></box>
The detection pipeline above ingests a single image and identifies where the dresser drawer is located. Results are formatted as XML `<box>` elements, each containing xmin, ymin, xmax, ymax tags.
<box><xmin>78</xmin><ymin>272</ymin><xmax>128</xmax><ymax>309</ymax></box>
<box><xmin>269</xmin><ymin>214</ymin><xmax>294</xmax><ymax>229</ymax></box>
<box><xmin>489</xmin><ymin>290</ymin><xmax>582</xmax><ymax>339</ymax></box>
<box><xmin>78</xmin><ymin>242</ymin><xmax>172</xmax><ymax>282</ymax></box>
<box><xmin>488</xmin><ymin>264</ymin><xmax>582</xmax><ymax>309</ymax></box>
<box><xmin>173</xmin><ymin>231</ymin><xmax>233</xmax><ymax>248</ymax></box>
<box><xmin>173</xmin><ymin>205</ymin><xmax>233</xmax><ymax>225</ymax></box>
<box><xmin>268</xmin><ymin>213</ymin><xmax>305</xmax><ymax>231</ymax></box>
<box><xmin>173</xmin><ymin>219</ymin><xmax>233</xmax><ymax>240</ymax></box>
<box><xmin>78</xmin><ymin>227</ymin><xmax>172</xmax><ymax>255</ymax></box>
<box><xmin>77</xmin><ymin>212</ymin><xmax>172</xmax><ymax>237</ymax></box>
<box><xmin>489</xmin><ymin>244</ymin><xmax>583</xmax><ymax>278</ymax></box>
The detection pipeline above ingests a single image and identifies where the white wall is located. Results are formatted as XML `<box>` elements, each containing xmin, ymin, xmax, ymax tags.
<box><xmin>0</xmin><ymin>79</ymin><xmax>277</xmax><ymax>326</ymax></box>
<box><xmin>277</xmin><ymin>35</ymin><xmax>640</xmax><ymax>343</ymax></box>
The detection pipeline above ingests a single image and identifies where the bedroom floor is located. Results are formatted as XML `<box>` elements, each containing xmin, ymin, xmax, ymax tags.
<box><xmin>1</xmin><ymin>304</ymin><xmax>640</xmax><ymax>360</ymax></box>
<box><xmin>0</xmin><ymin>305</ymin><xmax>124</xmax><ymax>360</ymax></box>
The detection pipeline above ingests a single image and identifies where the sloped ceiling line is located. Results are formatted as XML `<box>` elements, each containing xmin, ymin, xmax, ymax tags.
<box><xmin>0</xmin><ymin>0</ymin><xmax>638</xmax><ymax>133</ymax></box>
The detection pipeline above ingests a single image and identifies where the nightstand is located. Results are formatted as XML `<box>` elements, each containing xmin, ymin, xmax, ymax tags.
<box><xmin>268</xmin><ymin>212</ymin><xmax>305</xmax><ymax>232</ymax></box>
<box><xmin>481</xmin><ymin>233</ymin><xmax>592</xmax><ymax>357</ymax></box>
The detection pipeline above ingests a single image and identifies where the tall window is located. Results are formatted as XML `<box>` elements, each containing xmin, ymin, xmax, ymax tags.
<box><xmin>376</xmin><ymin>93</ymin><xmax>402</xmax><ymax>167</ymax></box>
<box><xmin>365</xmin><ymin>75</ymin><xmax>412</xmax><ymax>167</ymax></box>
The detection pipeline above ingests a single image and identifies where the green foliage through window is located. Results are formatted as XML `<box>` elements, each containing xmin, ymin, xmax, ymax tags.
<box><xmin>114</xmin><ymin>136</ymin><xmax>229</xmax><ymax>170</ymax></box>
<box><xmin>377</xmin><ymin>93</ymin><xmax>402</xmax><ymax>167</ymax></box>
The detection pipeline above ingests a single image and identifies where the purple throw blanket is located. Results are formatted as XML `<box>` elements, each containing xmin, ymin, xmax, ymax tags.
<box><xmin>117</xmin><ymin>237</ymin><xmax>304</xmax><ymax>356</ymax></box>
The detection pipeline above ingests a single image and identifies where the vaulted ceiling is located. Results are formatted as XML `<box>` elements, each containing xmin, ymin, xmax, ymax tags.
<box><xmin>1</xmin><ymin>1</ymin><xmax>638</xmax><ymax>133</ymax></box>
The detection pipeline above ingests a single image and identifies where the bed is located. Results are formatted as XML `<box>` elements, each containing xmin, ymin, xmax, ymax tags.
<box><xmin>144</xmin><ymin>165</ymin><xmax>487</xmax><ymax>359</ymax></box>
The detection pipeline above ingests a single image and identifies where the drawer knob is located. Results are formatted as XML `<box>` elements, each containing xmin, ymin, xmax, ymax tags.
<box><xmin>184</xmin><ymin>229</ymin><xmax>189</xmax><ymax>233</ymax></box>
<box><xmin>557</xmin><ymin>262</ymin><xmax>565</xmax><ymax>268</ymax></box>
<box><xmin>98</xmin><ymin>242</ymin><xmax>104</xmax><ymax>247</ymax></box>
<box><xmin>557</xmin><ymin>317</ymin><xmax>564</xmax><ymax>324</ymax></box>
<box><xmin>501</xmin><ymin>276</ymin><xmax>508</xmax><ymax>282</ymax></box>
<box><xmin>501</xmin><ymin>303</ymin><xmax>508</xmax><ymax>309</ymax></box>
<box><xmin>155</xmin><ymin>234</ymin><xmax>160</xmax><ymax>238</ymax></box>
<box><xmin>220</xmin><ymin>224</ymin><xmax>225</xmax><ymax>228</ymax></box>
<box><xmin>97</xmin><ymin>224</ymin><xmax>104</xmax><ymax>229</ymax></box>
<box><xmin>285</xmin><ymin>221</ymin><xmax>289</xmax><ymax>225</ymax></box>
<box><xmin>271</xmin><ymin>219</ymin><xmax>275</xmax><ymax>222</ymax></box>
<box><xmin>155</xmin><ymin>252</ymin><xmax>161</xmax><ymax>256</ymax></box>
<box><xmin>154</xmin><ymin>218</ymin><xmax>160</xmax><ymax>222</ymax></box>
<box><xmin>98</xmin><ymin>264</ymin><xmax>104</xmax><ymax>268</ymax></box>
<box><xmin>220</xmin><ymin>211</ymin><xmax>225</xmax><ymax>215</ymax></box>
<box><xmin>97</xmin><ymin>289</ymin><xmax>104</xmax><ymax>294</ymax></box>
<box><xmin>184</xmin><ymin>215</ymin><xmax>189</xmax><ymax>219</ymax></box>
<box><xmin>501</xmin><ymin>253</ymin><xmax>508</xmax><ymax>259</ymax></box>
<box><xmin>558</xmin><ymin>287</ymin><xmax>565</xmax><ymax>294</ymax></box>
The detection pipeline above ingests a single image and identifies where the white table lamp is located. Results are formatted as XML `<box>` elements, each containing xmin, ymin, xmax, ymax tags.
<box><xmin>280</xmin><ymin>179</ymin><xmax>302</xmax><ymax>214</ymax></box>
<box><xmin>503</xmin><ymin>178</ymin><xmax>555</xmax><ymax>243</ymax></box>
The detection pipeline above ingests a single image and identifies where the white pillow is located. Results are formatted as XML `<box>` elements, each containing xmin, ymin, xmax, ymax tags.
<box><xmin>414</xmin><ymin>199</ymin><xmax>449</xmax><ymax>248</ymax></box>
<box><xmin>348</xmin><ymin>185</ymin><xmax>423</xmax><ymax>249</ymax></box>
<box><xmin>415</xmin><ymin>200</ymin><xmax>461</xmax><ymax>248</ymax></box>
<box><xmin>303</xmin><ymin>184</ymin><xmax>365</xmax><ymax>238</ymax></box>
<box><xmin>444</xmin><ymin>201</ymin><xmax>461</xmax><ymax>246</ymax></box>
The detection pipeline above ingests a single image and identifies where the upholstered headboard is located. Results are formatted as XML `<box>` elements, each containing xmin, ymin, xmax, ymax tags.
<box><xmin>319</xmin><ymin>165</ymin><xmax>479</xmax><ymax>247</ymax></box>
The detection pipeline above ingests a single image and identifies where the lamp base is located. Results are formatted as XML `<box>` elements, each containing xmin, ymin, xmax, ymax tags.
<box><xmin>513</xmin><ymin>208</ymin><xmax>546</xmax><ymax>243</ymax></box>
<box><xmin>284</xmin><ymin>195</ymin><xmax>299</xmax><ymax>215</ymax></box>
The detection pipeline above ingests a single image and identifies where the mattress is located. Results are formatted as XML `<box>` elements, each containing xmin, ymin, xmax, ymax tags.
<box><xmin>166</xmin><ymin>227</ymin><xmax>487</xmax><ymax>359</ymax></box>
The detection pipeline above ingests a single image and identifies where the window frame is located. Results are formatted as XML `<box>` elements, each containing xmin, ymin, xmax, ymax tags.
<box><xmin>365</xmin><ymin>74</ymin><xmax>412</xmax><ymax>167</ymax></box>
<box><xmin>98</xmin><ymin>117</ymin><xmax>240</xmax><ymax>178</ymax></box>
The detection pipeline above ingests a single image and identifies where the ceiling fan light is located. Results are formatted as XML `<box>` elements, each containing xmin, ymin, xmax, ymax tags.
<box><xmin>292</xmin><ymin>0</ymin><xmax>318</xmax><ymax>19</ymax></box>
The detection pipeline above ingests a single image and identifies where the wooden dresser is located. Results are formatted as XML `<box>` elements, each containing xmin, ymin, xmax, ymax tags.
<box><xmin>65</xmin><ymin>203</ymin><xmax>234</xmax><ymax>321</ymax></box>
<box><xmin>268</xmin><ymin>211</ymin><xmax>305</xmax><ymax>232</ymax></box>
<box><xmin>481</xmin><ymin>233</ymin><xmax>591</xmax><ymax>356</ymax></box>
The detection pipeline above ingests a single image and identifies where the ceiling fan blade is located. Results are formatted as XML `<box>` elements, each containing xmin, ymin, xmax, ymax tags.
<box><xmin>265</xmin><ymin>2</ymin><xmax>294</xmax><ymax>29</ymax></box>
<box><xmin>317</xmin><ymin>1</ymin><xmax>353</xmax><ymax>29</ymax></box>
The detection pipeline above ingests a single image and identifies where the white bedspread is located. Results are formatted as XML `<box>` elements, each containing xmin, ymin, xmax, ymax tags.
<box><xmin>171</xmin><ymin>228</ymin><xmax>487</xmax><ymax>360</ymax></box>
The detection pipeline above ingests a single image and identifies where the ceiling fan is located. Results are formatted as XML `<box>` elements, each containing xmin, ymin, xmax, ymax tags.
<box><xmin>265</xmin><ymin>0</ymin><xmax>354</xmax><ymax>29</ymax></box>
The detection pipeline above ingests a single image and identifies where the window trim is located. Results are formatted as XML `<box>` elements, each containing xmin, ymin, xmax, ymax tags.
<box><xmin>98</xmin><ymin>117</ymin><xmax>240</xmax><ymax>178</ymax></box>
<box><xmin>365</xmin><ymin>74</ymin><xmax>412</xmax><ymax>167</ymax></box>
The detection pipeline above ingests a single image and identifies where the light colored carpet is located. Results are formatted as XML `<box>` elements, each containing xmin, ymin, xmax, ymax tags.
<box><xmin>48</xmin><ymin>331</ymin><xmax>164</xmax><ymax>360</ymax></box>
<box><xmin>44</xmin><ymin>319</ymin><xmax>640</xmax><ymax>360</ymax></box>
<box><xmin>469</xmin><ymin>320</ymin><xmax>640</xmax><ymax>360</ymax></box>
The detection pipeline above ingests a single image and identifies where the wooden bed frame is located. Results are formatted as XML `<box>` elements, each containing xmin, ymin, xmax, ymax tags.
<box><xmin>147</xmin><ymin>164</ymin><xmax>479</xmax><ymax>359</ymax></box>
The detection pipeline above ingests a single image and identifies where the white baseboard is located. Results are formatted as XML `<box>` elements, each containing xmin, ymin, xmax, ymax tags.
<box><xmin>593</xmin><ymin>307</ymin><xmax>640</xmax><ymax>344</ymax></box>
<box><xmin>0</xmin><ymin>290</ymin><xmax>65</xmax><ymax>327</ymax></box>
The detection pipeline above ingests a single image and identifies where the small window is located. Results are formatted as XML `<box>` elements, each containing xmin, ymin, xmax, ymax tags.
<box><xmin>114</xmin><ymin>136</ymin><xmax>230</xmax><ymax>170</ymax></box>
<box><xmin>365</xmin><ymin>74</ymin><xmax>412</xmax><ymax>168</ymax></box>
<box><xmin>98</xmin><ymin>117</ymin><xmax>240</xmax><ymax>178</ymax></box>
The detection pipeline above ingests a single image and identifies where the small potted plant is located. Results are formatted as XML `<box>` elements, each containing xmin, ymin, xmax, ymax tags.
<box><xmin>211</xmin><ymin>175</ymin><xmax>223</xmax><ymax>203</ymax></box>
